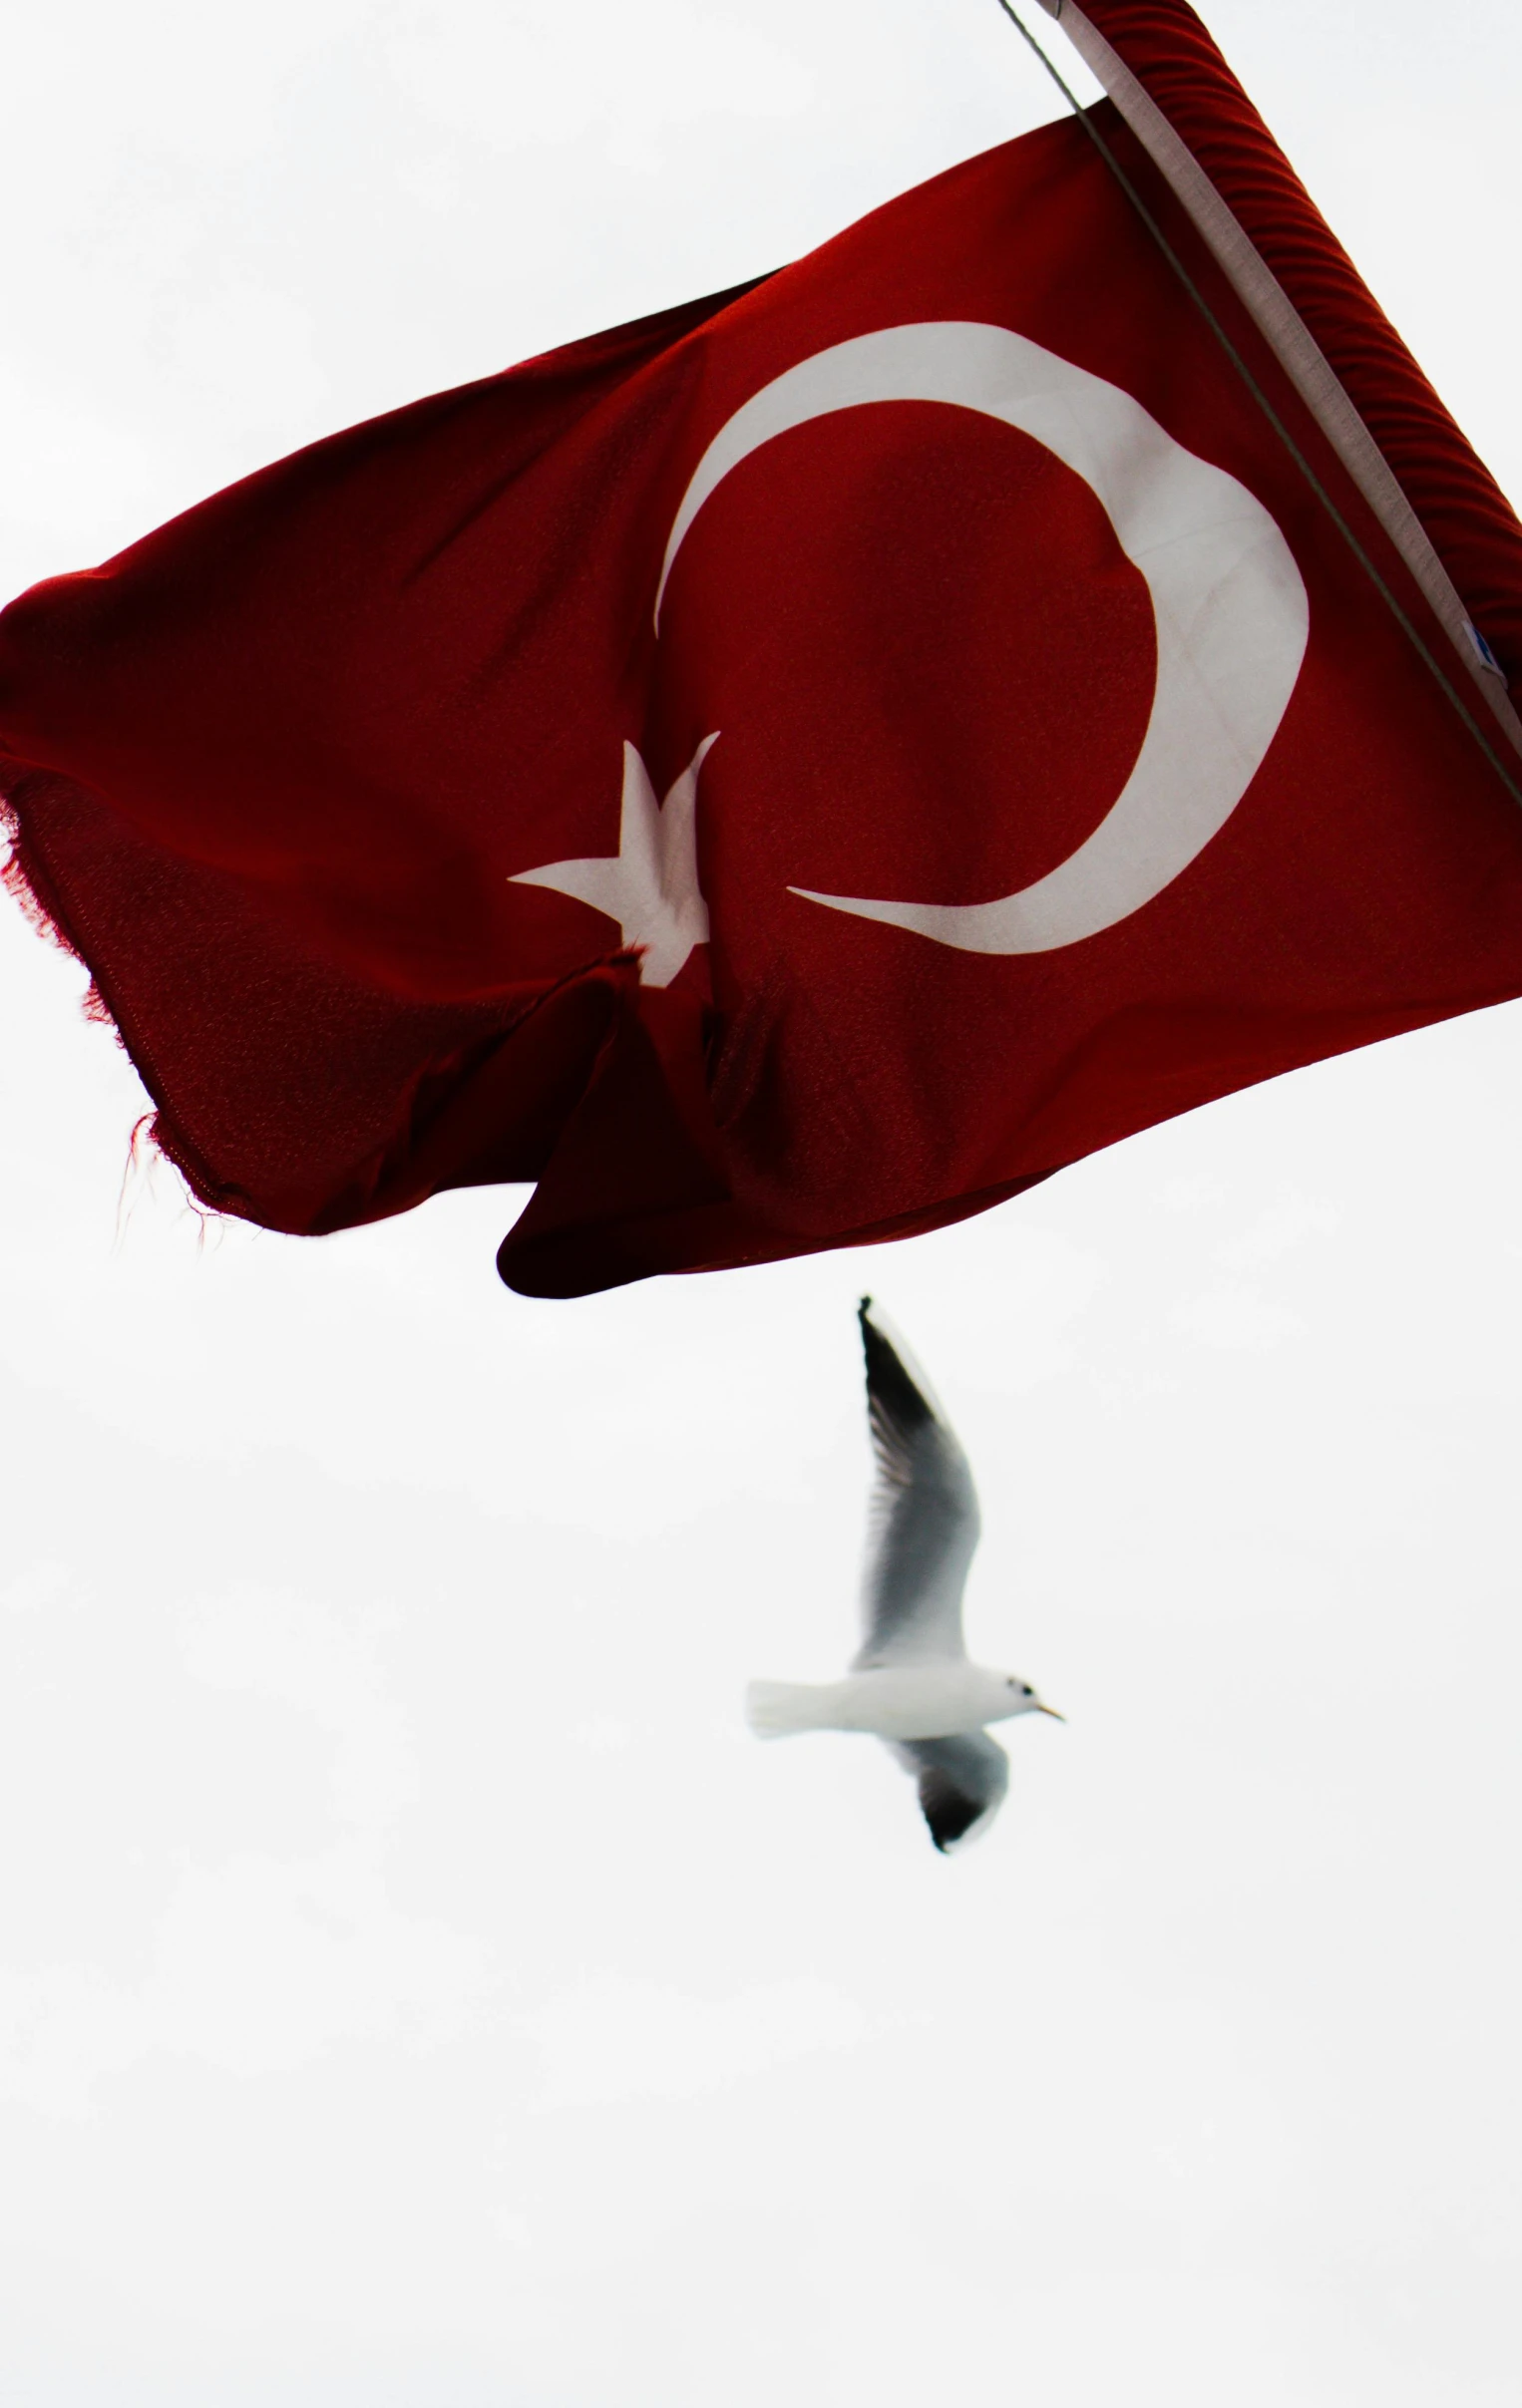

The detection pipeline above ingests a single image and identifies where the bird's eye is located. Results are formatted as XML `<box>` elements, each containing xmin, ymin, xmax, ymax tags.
<box><xmin>1021</xmin><ymin>1685</ymin><xmax>1033</xmax><ymax>1696</ymax></box>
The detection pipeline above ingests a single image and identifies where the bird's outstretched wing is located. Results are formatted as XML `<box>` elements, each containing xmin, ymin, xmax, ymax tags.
<box><xmin>855</xmin><ymin>1296</ymin><xmax>980</xmax><ymax>1668</ymax></box>
<box><xmin>889</xmin><ymin>1732</ymin><xmax>1009</xmax><ymax>1852</ymax></box>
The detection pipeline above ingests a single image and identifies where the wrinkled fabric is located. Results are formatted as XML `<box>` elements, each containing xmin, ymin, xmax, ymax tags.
<box><xmin>3</xmin><ymin>85</ymin><xmax>1522</xmax><ymax>1298</ymax></box>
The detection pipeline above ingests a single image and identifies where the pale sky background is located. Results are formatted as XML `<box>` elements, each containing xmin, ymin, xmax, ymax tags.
<box><xmin>2</xmin><ymin>3</ymin><xmax>1521</xmax><ymax>2401</ymax></box>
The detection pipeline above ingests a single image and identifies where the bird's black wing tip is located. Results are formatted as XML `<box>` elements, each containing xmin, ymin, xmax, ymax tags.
<box><xmin>858</xmin><ymin>1295</ymin><xmax>934</xmax><ymax>1435</ymax></box>
<box><xmin>920</xmin><ymin>1776</ymin><xmax>988</xmax><ymax>1853</ymax></box>
<box><xmin>900</xmin><ymin>1736</ymin><xmax>1007</xmax><ymax>1853</ymax></box>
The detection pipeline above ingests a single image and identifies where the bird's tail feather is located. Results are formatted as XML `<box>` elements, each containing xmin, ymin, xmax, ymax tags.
<box><xmin>745</xmin><ymin>1680</ymin><xmax>833</xmax><ymax>1739</ymax></box>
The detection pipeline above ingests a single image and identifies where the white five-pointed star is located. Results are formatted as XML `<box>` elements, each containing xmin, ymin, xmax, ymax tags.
<box><xmin>510</xmin><ymin>734</ymin><xmax>719</xmax><ymax>988</ymax></box>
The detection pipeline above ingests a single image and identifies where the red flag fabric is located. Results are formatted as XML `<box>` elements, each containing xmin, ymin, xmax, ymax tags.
<box><xmin>5</xmin><ymin>0</ymin><xmax>1522</xmax><ymax>1298</ymax></box>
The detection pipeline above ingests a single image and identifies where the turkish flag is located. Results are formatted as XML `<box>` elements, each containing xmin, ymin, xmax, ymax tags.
<box><xmin>5</xmin><ymin>0</ymin><xmax>1522</xmax><ymax>1297</ymax></box>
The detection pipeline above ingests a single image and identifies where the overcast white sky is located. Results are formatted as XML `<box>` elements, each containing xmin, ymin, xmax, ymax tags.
<box><xmin>3</xmin><ymin>3</ymin><xmax>1522</xmax><ymax>2401</ymax></box>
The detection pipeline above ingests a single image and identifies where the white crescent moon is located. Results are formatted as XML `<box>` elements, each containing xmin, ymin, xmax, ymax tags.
<box><xmin>655</xmin><ymin>321</ymin><xmax>1309</xmax><ymax>954</ymax></box>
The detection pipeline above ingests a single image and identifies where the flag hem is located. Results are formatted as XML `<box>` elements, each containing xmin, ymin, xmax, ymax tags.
<box><xmin>1042</xmin><ymin>0</ymin><xmax>1522</xmax><ymax>754</ymax></box>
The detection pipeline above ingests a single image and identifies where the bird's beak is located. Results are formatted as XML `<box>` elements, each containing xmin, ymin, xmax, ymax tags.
<box><xmin>1035</xmin><ymin>1703</ymin><xmax>1065</xmax><ymax>1722</ymax></box>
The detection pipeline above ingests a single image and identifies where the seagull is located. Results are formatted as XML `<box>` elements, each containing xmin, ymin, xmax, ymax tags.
<box><xmin>746</xmin><ymin>1296</ymin><xmax>1061</xmax><ymax>1852</ymax></box>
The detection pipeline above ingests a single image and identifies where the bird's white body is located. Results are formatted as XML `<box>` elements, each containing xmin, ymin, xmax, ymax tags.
<box><xmin>747</xmin><ymin>1663</ymin><xmax>1031</xmax><ymax>1742</ymax></box>
<box><xmin>746</xmin><ymin>1297</ymin><xmax>1059</xmax><ymax>1850</ymax></box>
